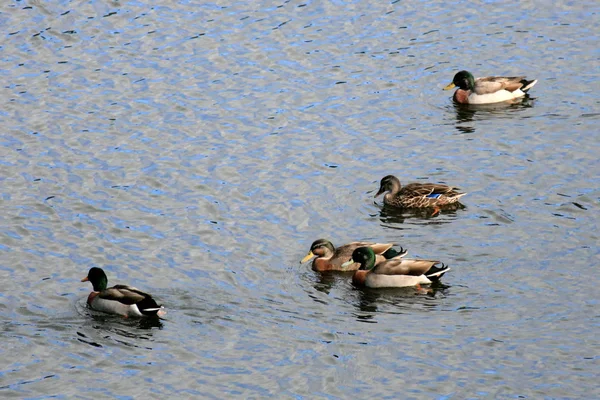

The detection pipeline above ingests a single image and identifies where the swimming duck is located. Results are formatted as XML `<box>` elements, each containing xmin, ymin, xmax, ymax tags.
<box><xmin>375</xmin><ymin>175</ymin><xmax>466</xmax><ymax>210</ymax></box>
<box><xmin>443</xmin><ymin>70</ymin><xmax>537</xmax><ymax>104</ymax></box>
<box><xmin>301</xmin><ymin>239</ymin><xmax>407</xmax><ymax>272</ymax></box>
<box><xmin>81</xmin><ymin>267</ymin><xmax>166</xmax><ymax>318</ymax></box>
<box><xmin>343</xmin><ymin>247</ymin><xmax>450</xmax><ymax>288</ymax></box>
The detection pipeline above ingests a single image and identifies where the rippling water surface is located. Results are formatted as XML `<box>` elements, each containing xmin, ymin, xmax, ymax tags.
<box><xmin>1</xmin><ymin>0</ymin><xmax>599</xmax><ymax>398</ymax></box>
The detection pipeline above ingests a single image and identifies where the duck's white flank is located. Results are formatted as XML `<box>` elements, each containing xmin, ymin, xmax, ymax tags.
<box><xmin>89</xmin><ymin>296</ymin><xmax>144</xmax><ymax>317</ymax></box>
<box><xmin>468</xmin><ymin>79</ymin><xmax>537</xmax><ymax>104</ymax></box>
<box><xmin>365</xmin><ymin>274</ymin><xmax>433</xmax><ymax>288</ymax></box>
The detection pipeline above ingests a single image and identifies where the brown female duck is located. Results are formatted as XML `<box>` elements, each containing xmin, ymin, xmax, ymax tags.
<box><xmin>301</xmin><ymin>239</ymin><xmax>406</xmax><ymax>272</ymax></box>
<box><xmin>375</xmin><ymin>175</ymin><xmax>466</xmax><ymax>210</ymax></box>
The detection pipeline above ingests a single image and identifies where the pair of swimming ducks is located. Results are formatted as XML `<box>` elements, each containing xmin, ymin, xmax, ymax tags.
<box><xmin>302</xmin><ymin>239</ymin><xmax>450</xmax><ymax>289</ymax></box>
<box><xmin>81</xmin><ymin>70</ymin><xmax>538</xmax><ymax>318</ymax></box>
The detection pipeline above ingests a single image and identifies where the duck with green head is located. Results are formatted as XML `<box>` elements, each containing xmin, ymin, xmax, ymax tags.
<box><xmin>301</xmin><ymin>239</ymin><xmax>407</xmax><ymax>272</ymax></box>
<box><xmin>343</xmin><ymin>247</ymin><xmax>450</xmax><ymax>288</ymax></box>
<box><xmin>81</xmin><ymin>267</ymin><xmax>166</xmax><ymax>318</ymax></box>
<box><xmin>375</xmin><ymin>175</ymin><xmax>466</xmax><ymax>210</ymax></box>
<box><xmin>443</xmin><ymin>70</ymin><xmax>537</xmax><ymax>105</ymax></box>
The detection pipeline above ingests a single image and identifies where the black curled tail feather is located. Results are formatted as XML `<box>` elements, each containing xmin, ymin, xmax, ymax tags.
<box><xmin>137</xmin><ymin>296</ymin><xmax>162</xmax><ymax>316</ymax></box>
<box><xmin>520</xmin><ymin>79</ymin><xmax>537</xmax><ymax>92</ymax></box>
<box><xmin>425</xmin><ymin>263</ymin><xmax>451</xmax><ymax>281</ymax></box>
<box><xmin>382</xmin><ymin>246</ymin><xmax>407</xmax><ymax>259</ymax></box>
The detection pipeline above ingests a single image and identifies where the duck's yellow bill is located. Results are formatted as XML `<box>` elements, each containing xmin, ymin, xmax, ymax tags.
<box><xmin>81</xmin><ymin>276</ymin><xmax>89</xmax><ymax>282</ymax></box>
<box><xmin>443</xmin><ymin>82</ymin><xmax>455</xmax><ymax>91</ymax></box>
<box><xmin>301</xmin><ymin>251</ymin><xmax>315</xmax><ymax>263</ymax></box>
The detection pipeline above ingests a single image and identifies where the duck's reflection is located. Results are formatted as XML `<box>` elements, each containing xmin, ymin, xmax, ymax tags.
<box><xmin>305</xmin><ymin>269</ymin><xmax>356</xmax><ymax>304</ymax></box>
<box><xmin>350</xmin><ymin>281</ymin><xmax>450</xmax><ymax>322</ymax></box>
<box><xmin>354</xmin><ymin>288</ymin><xmax>381</xmax><ymax>322</ymax></box>
<box><xmin>311</xmin><ymin>271</ymin><xmax>338</xmax><ymax>296</ymax></box>
<box><xmin>452</xmin><ymin>96</ymin><xmax>535</xmax><ymax>133</ymax></box>
<box><xmin>76</xmin><ymin>304</ymin><xmax>164</xmax><ymax>350</ymax></box>
<box><xmin>378</xmin><ymin>203</ymin><xmax>465</xmax><ymax>226</ymax></box>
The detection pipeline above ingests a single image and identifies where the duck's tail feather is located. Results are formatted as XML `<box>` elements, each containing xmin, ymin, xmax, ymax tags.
<box><xmin>138</xmin><ymin>296</ymin><xmax>166</xmax><ymax>317</ymax></box>
<box><xmin>382</xmin><ymin>246</ymin><xmax>408</xmax><ymax>259</ymax></box>
<box><xmin>521</xmin><ymin>79</ymin><xmax>537</xmax><ymax>92</ymax></box>
<box><xmin>140</xmin><ymin>306</ymin><xmax>167</xmax><ymax>317</ymax></box>
<box><xmin>425</xmin><ymin>263</ymin><xmax>451</xmax><ymax>281</ymax></box>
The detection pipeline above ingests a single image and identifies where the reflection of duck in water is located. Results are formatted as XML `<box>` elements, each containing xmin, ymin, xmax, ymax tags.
<box><xmin>301</xmin><ymin>239</ymin><xmax>406</xmax><ymax>272</ymax></box>
<box><xmin>444</xmin><ymin>70</ymin><xmax>537</xmax><ymax>105</ymax></box>
<box><xmin>309</xmin><ymin>271</ymin><xmax>338</xmax><ymax>296</ymax></box>
<box><xmin>353</xmin><ymin>289</ymin><xmax>381</xmax><ymax>321</ymax></box>
<box><xmin>378</xmin><ymin>202</ymin><xmax>465</xmax><ymax>225</ymax></box>
<box><xmin>451</xmin><ymin>93</ymin><xmax>536</xmax><ymax>135</ymax></box>
<box><xmin>351</xmin><ymin>279</ymin><xmax>448</xmax><ymax>319</ymax></box>
<box><xmin>343</xmin><ymin>247</ymin><xmax>450</xmax><ymax>289</ymax></box>
<box><xmin>375</xmin><ymin>175</ymin><xmax>466</xmax><ymax>215</ymax></box>
<box><xmin>81</xmin><ymin>267</ymin><xmax>166</xmax><ymax>318</ymax></box>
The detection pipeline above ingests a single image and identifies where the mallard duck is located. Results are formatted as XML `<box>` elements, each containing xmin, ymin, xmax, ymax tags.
<box><xmin>301</xmin><ymin>239</ymin><xmax>407</xmax><ymax>272</ymax></box>
<box><xmin>375</xmin><ymin>175</ymin><xmax>466</xmax><ymax>209</ymax></box>
<box><xmin>443</xmin><ymin>70</ymin><xmax>537</xmax><ymax>104</ymax></box>
<box><xmin>343</xmin><ymin>247</ymin><xmax>450</xmax><ymax>288</ymax></box>
<box><xmin>81</xmin><ymin>267</ymin><xmax>166</xmax><ymax>318</ymax></box>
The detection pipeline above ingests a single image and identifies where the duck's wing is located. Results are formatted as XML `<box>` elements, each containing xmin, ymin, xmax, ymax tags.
<box><xmin>99</xmin><ymin>285</ymin><xmax>149</xmax><ymax>305</ymax></box>
<box><xmin>368</xmin><ymin>242</ymin><xmax>396</xmax><ymax>255</ymax></box>
<box><xmin>372</xmin><ymin>258</ymin><xmax>440</xmax><ymax>276</ymax></box>
<box><xmin>335</xmin><ymin>242</ymin><xmax>394</xmax><ymax>258</ymax></box>
<box><xmin>401</xmin><ymin>183</ymin><xmax>461</xmax><ymax>198</ymax></box>
<box><xmin>474</xmin><ymin>76</ymin><xmax>526</xmax><ymax>95</ymax></box>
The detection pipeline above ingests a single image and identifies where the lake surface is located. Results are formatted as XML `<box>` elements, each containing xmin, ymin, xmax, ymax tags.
<box><xmin>1</xmin><ymin>0</ymin><xmax>599</xmax><ymax>398</ymax></box>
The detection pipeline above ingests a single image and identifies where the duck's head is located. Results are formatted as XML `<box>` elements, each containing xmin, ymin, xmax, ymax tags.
<box><xmin>350</xmin><ymin>247</ymin><xmax>377</xmax><ymax>271</ymax></box>
<box><xmin>81</xmin><ymin>267</ymin><xmax>108</xmax><ymax>291</ymax></box>
<box><xmin>301</xmin><ymin>239</ymin><xmax>335</xmax><ymax>263</ymax></box>
<box><xmin>444</xmin><ymin>70</ymin><xmax>475</xmax><ymax>91</ymax></box>
<box><xmin>375</xmin><ymin>175</ymin><xmax>401</xmax><ymax>198</ymax></box>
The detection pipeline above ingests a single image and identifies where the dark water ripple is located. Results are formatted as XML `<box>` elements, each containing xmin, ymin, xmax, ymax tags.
<box><xmin>1</xmin><ymin>0</ymin><xmax>599</xmax><ymax>398</ymax></box>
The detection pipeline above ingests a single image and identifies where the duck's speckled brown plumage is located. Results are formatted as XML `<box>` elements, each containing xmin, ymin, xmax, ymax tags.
<box><xmin>301</xmin><ymin>239</ymin><xmax>406</xmax><ymax>272</ymax></box>
<box><xmin>375</xmin><ymin>175</ymin><xmax>466</xmax><ymax>209</ymax></box>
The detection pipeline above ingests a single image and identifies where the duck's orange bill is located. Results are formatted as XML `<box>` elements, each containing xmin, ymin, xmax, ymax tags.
<box><xmin>301</xmin><ymin>251</ymin><xmax>314</xmax><ymax>263</ymax></box>
<box><xmin>81</xmin><ymin>276</ymin><xmax>89</xmax><ymax>282</ymax></box>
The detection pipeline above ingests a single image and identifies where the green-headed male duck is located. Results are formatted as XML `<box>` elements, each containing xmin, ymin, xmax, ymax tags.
<box><xmin>82</xmin><ymin>267</ymin><xmax>165</xmax><ymax>318</ymax></box>
<box><xmin>444</xmin><ymin>70</ymin><xmax>537</xmax><ymax>104</ymax></box>
<box><xmin>343</xmin><ymin>247</ymin><xmax>450</xmax><ymax>288</ymax></box>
